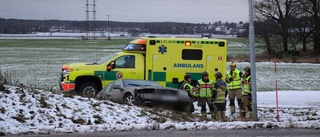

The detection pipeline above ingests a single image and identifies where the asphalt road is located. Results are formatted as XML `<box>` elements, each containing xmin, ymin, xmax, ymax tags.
<box><xmin>5</xmin><ymin>129</ymin><xmax>320</xmax><ymax>137</ymax></box>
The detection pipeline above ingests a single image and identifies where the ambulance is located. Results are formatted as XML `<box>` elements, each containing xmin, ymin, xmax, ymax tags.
<box><xmin>60</xmin><ymin>37</ymin><xmax>227</xmax><ymax>96</ymax></box>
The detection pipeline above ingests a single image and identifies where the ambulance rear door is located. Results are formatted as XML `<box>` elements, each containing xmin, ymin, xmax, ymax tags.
<box><xmin>206</xmin><ymin>55</ymin><xmax>224</xmax><ymax>81</ymax></box>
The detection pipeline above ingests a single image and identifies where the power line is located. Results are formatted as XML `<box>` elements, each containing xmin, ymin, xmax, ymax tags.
<box><xmin>85</xmin><ymin>0</ymin><xmax>96</xmax><ymax>40</ymax></box>
<box><xmin>104</xmin><ymin>8</ymin><xmax>248</xmax><ymax>13</ymax></box>
<box><xmin>99</xmin><ymin>1</ymin><xmax>248</xmax><ymax>7</ymax></box>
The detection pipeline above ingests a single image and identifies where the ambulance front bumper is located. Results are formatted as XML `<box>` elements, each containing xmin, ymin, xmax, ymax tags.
<box><xmin>60</xmin><ymin>82</ymin><xmax>75</xmax><ymax>91</ymax></box>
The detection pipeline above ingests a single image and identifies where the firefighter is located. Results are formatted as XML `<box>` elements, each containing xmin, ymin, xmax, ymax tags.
<box><xmin>242</xmin><ymin>66</ymin><xmax>253</xmax><ymax>120</ymax></box>
<box><xmin>196</xmin><ymin>71</ymin><xmax>215</xmax><ymax>120</ymax></box>
<box><xmin>226</xmin><ymin>62</ymin><xmax>243</xmax><ymax>117</ymax></box>
<box><xmin>181</xmin><ymin>74</ymin><xmax>195</xmax><ymax>113</ymax></box>
<box><xmin>212</xmin><ymin>72</ymin><xmax>228</xmax><ymax>122</ymax></box>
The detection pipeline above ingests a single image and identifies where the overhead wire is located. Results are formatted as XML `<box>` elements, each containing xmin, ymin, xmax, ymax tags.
<box><xmin>92</xmin><ymin>0</ymin><xmax>249</xmax><ymax>23</ymax></box>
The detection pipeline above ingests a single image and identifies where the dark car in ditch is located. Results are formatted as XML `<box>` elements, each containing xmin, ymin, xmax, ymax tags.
<box><xmin>96</xmin><ymin>79</ymin><xmax>194</xmax><ymax>112</ymax></box>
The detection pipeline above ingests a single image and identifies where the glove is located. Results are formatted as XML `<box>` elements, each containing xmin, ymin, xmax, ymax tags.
<box><xmin>247</xmin><ymin>93</ymin><xmax>252</xmax><ymax>101</ymax></box>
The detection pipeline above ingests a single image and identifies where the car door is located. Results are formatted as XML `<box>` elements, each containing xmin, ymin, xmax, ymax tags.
<box><xmin>106</xmin><ymin>80</ymin><xmax>124</xmax><ymax>102</ymax></box>
<box><xmin>113</xmin><ymin>55</ymin><xmax>139</xmax><ymax>79</ymax></box>
<box><xmin>100</xmin><ymin>82</ymin><xmax>114</xmax><ymax>100</ymax></box>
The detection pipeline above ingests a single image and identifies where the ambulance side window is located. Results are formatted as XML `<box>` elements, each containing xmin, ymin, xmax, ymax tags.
<box><xmin>115</xmin><ymin>55</ymin><xmax>135</xmax><ymax>68</ymax></box>
<box><xmin>182</xmin><ymin>49</ymin><xmax>202</xmax><ymax>60</ymax></box>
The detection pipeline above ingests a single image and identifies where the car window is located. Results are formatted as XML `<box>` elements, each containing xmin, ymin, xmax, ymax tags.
<box><xmin>123</xmin><ymin>80</ymin><xmax>162</xmax><ymax>87</ymax></box>
<box><xmin>113</xmin><ymin>80</ymin><xmax>123</xmax><ymax>88</ymax></box>
<box><xmin>103</xmin><ymin>82</ymin><xmax>114</xmax><ymax>93</ymax></box>
<box><xmin>115</xmin><ymin>55</ymin><xmax>135</xmax><ymax>68</ymax></box>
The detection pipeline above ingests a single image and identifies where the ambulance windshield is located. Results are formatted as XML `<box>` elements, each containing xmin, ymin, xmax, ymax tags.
<box><xmin>95</xmin><ymin>53</ymin><xmax>117</xmax><ymax>64</ymax></box>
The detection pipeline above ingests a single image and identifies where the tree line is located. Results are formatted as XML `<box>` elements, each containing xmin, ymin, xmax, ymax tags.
<box><xmin>0</xmin><ymin>18</ymin><xmax>245</xmax><ymax>36</ymax></box>
<box><xmin>254</xmin><ymin>0</ymin><xmax>320</xmax><ymax>55</ymax></box>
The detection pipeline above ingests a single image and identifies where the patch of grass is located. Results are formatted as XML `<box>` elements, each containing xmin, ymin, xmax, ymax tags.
<box><xmin>30</xmin><ymin>114</ymin><xmax>35</xmax><ymax>120</ymax></box>
<box><xmin>61</xmin><ymin>103</ymin><xmax>70</xmax><ymax>109</ymax></box>
<box><xmin>39</xmin><ymin>96</ymin><xmax>50</xmax><ymax>108</ymax></box>
<box><xmin>19</xmin><ymin>93</ymin><xmax>26</xmax><ymax>102</ymax></box>
<box><xmin>268</xmin><ymin>108</ymin><xmax>274</xmax><ymax>113</ymax></box>
<box><xmin>71</xmin><ymin>117</ymin><xmax>86</xmax><ymax>125</ymax></box>
<box><xmin>91</xmin><ymin>103</ymin><xmax>100</xmax><ymax>108</ymax></box>
<box><xmin>11</xmin><ymin>114</ymin><xmax>26</xmax><ymax>123</ymax></box>
<box><xmin>93</xmin><ymin>115</ymin><xmax>104</xmax><ymax>124</ymax></box>
<box><xmin>56</xmin><ymin>113</ymin><xmax>67</xmax><ymax>118</ymax></box>
<box><xmin>2</xmin><ymin>89</ymin><xmax>11</xmax><ymax>94</ymax></box>
<box><xmin>62</xmin><ymin>91</ymin><xmax>77</xmax><ymax>98</ymax></box>
<box><xmin>103</xmin><ymin>101</ymin><xmax>114</xmax><ymax>106</ymax></box>
<box><xmin>151</xmin><ymin>117</ymin><xmax>167</xmax><ymax>123</ymax></box>
<box><xmin>0</xmin><ymin>84</ymin><xmax>5</xmax><ymax>91</ymax></box>
<box><xmin>0</xmin><ymin>107</ymin><xmax>5</xmax><ymax>113</ymax></box>
<box><xmin>28</xmin><ymin>123</ymin><xmax>36</xmax><ymax>127</ymax></box>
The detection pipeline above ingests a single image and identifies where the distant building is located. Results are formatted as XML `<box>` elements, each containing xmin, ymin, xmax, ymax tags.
<box><xmin>49</xmin><ymin>26</ymin><xmax>66</xmax><ymax>32</ymax></box>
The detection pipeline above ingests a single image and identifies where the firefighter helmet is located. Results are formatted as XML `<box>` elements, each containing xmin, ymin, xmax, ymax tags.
<box><xmin>202</xmin><ymin>71</ymin><xmax>209</xmax><ymax>77</ymax></box>
<box><xmin>184</xmin><ymin>74</ymin><xmax>192</xmax><ymax>80</ymax></box>
<box><xmin>244</xmin><ymin>66</ymin><xmax>250</xmax><ymax>72</ymax></box>
<box><xmin>214</xmin><ymin>72</ymin><xmax>223</xmax><ymax>79</ymax></box>
<box><xmin>229</xmin><ymin>61</ymin><xmax>236</xmax><ymax>67</ymax></box>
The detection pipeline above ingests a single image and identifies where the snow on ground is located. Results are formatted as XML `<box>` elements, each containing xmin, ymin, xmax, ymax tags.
<box><xmin>0</xmin><ymin>85</ymin><xmax>320</xmax><ymax>135</ymax></box>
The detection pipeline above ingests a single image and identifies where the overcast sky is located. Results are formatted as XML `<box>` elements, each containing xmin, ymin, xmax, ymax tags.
<box><xmin>0</xmin><ymin>0</ymin><xmax>249</xmax><ymax>23</ymax></box>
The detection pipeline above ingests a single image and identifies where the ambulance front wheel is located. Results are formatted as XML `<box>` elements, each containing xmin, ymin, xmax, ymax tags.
<box><xmin>78</xmin><ymin>82</ymin><xmax>98</xmax><ymax>97</ymax></box>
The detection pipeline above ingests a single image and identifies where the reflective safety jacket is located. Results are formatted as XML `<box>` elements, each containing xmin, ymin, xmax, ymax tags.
<box><xmin>243</xmin><ymin>75</ymin><xmax>251</xmax><ymax>95</ymax></box>
<box><xmin>183</xmin><ymin>82</ymin><xmax>196</xmax><ymax>96</ymax></box>
<box><xmin>197</xmin><ymin>79</ymin><xmax>213</xmax><ymax>98</ymax></box>
<box><xmin>213</xmin><ymin>79</ymin><xmax>227</xmax><ymax>103</ymax></box>
<box><xmin>227</xmin><ymin>69</ymin><xmax>242</xmax><ymax>90</ymax></box>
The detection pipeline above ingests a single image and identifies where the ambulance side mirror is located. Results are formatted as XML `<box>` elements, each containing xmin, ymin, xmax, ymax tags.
<box><xmin>107</xmin><ymin>61</ymin><xmax>115</xmax><ymax>72</ymax></box>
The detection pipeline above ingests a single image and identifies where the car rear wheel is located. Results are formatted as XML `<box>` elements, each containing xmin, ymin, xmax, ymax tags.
<box><xmin>123</xmin><ymin>93</ymin><xmax>134</xmax><ymax>105</ymax></box>
<box><xmin>78</xmin><ymin>82</ymin><xmax>98</xmax><ymax>97</ymax></box>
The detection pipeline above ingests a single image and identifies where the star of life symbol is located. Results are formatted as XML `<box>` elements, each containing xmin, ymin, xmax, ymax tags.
<box><xmin>158</xmin><ymin>45</ymin><xmax>167</xmax><ymax>54</ymax></box>
<box><xmin>116</xmin><ymin>72</ymin><xmax>123</xmax><ymax>79</ymax></box>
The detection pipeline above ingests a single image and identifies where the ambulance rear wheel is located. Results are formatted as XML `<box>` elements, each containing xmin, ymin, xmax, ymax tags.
<box><xmin>78</xmin><ymin>82</ymin><xmax>98</xmax><ymax>97</ymax></box>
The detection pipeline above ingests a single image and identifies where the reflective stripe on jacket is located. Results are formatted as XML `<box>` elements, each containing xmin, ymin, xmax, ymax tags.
<box><xmin>183</xmin><ymin>83</ymin><xmax>195</xmax><ymax>96</ymax></box>
<box><xmin>243</xmin><ymin>76</ymin><xmax>251</xmax><ymax>95</ymax></box>
<box><xmin>214</xmin><ymin>88</ymin><xmax>226</xmax><ymax>103</ymax></box>
<box><xmin>197</xmin><ymin>79</ymin><xmax>213</xmax><ymax>98</ymax></box>
<box><xmin>227</xmin><ymin>69</ymin><xmax>242</xmax><ymax>90</ymax></box>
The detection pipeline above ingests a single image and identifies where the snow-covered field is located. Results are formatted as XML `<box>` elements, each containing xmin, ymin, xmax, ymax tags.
<box><xmin>0</xmin><ymin>85</ymin><xmax>319</xmax><ymax>135</ymax></box>
<box><xmin>0</xmin><ymin>39</ymin><xmax>319</xmax><ymax>135</ymax></box>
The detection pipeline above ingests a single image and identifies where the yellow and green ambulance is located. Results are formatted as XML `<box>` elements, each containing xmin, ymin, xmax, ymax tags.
<box><xmin>60</xmin><ymin>37</ymin><xmax>227</xmax><ymax>96</ymax></box>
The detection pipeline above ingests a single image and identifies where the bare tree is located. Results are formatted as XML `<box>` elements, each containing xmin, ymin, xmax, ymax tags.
<box><xmin>291</xmin><ymin>16</ymin><xmax>314</xmax><ymax>52</ymax></box>
<box><xmin>254</xmin><ymin>0</ymin><xmax>302</xmax><ymax>53</ymax></box>
<box><xmin>255</xmin><ymin>19</ymin><xmax>280</xmax><ymax>55</ymax></box>
<box><xmin>300</xmin><ymin>0</ymin><xmax>320</xmax><ymax>54</ymax></box>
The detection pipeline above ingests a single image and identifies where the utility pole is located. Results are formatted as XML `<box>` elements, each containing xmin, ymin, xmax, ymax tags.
<box><xmin>85</xmin><ymin>0</ymin><xmax>89</xmax><ymax>39</ymax></box>
<box><xmin>93</xmin><ymin>0</ymin><xmax>96</xmax><ymax>40</ymax></box>
<box><xmin>107</xmin><ymin>14</ymin><xmax>111</xmax><ymax>40</ymax></box>
<box><xmin>85</xmin><ymin>0</ymin><xmax>96</xmax><ymax>40</ymax></box>
<box><xmin>248</xmin><ymin>0</ymin><xmax>258</xmax><ymax>121</ymax></box>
